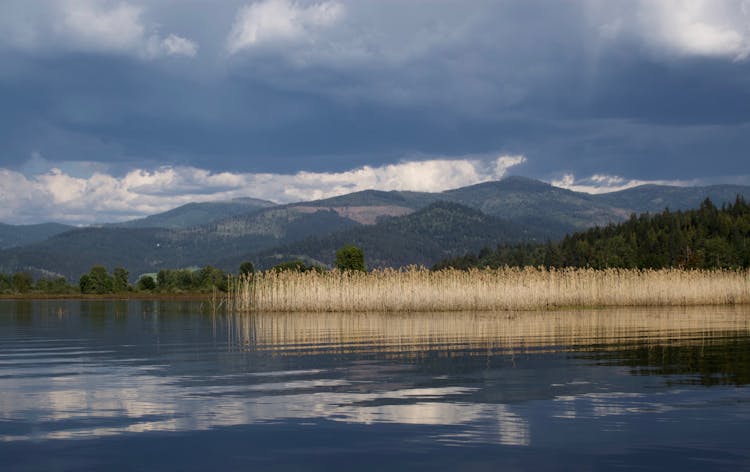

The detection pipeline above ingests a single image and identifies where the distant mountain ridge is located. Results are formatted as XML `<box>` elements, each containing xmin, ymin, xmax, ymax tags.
<box><xmin>441</xmin><ymin>176</ymin><xmax>630</xmax><ymax>233</ymax></box>
<box><xmin>590</xmin><ymin>184</ymin><xmax>750</xmax><ymax>214</ymax></box>
<box><xmin>0</xmin><ymin>222</ymin><xmax>73</xmax><ymax>249</ymax></box>
<box><xmin>109</xmin><ymin>197</ymin><xmax>276</xmax><ymax>229</ymax></box>
<box><xmin>0</xmin><ymin>176</ymin><xmax>748</xmax><ymax>280</ymax></box>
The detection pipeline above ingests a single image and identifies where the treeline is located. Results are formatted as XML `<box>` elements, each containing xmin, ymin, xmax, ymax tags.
<box><xmin>0</xmin><ymin>245</ymin><xmax>367</xmax><ymax>296</ymax></box>
<box><xmin>434</xmin><ymin>197</ymin><xmax>750</xmax><ymax>270</ymax></box>
<box><xmin>80</xmin><ymin>265</ymin><xmax>231</xmax><ymax>294</ymax></box>
<box><xmin>0</xmin><ymin>265</ymin><xmax>233</xmax><ymax>296</ymax></box>
<box><xmin>254</xmin><ymin>245</ymin><xmax>365</xmax><ymax>274</ymax></box>
<box><xmin>0</xmin><ymin>272</ymin><xmax>76</xmax><ymax>295</ymax></box>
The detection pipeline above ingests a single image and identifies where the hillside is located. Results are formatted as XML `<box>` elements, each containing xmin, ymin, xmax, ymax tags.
<box><xmin>279</xmin><ymin>189</ymin><xmax>440</xmax><ymax>225</ymax></box>
<box><xmin>298</xmin><ymin>189</ymin><xmax>437</xmax><ymax>209</ymax></box>
<box><xmin>591</xmin><ymin>184</ymin><xmax>750</xmax><ymax>214</ymax></box>
<box><xmin>0</xmin><ymin>227</ymin><xmax>174</xmax><ymax>280</ymax></box>
<box><xmin>207</xmin><ymin>206</ymin><xmax>359</xmax><ymax>238</ymax></box>
<box><xmin>0</xmin><ymin>222</ymin><xmax>73</xmax><ymax>249</ymax></box>
<box><xmin>0</xmin><ymin>208</ymin><xmax>358</xmax><ymax>280</ymax></box>
<box><xmin>110</xmin><ymin>197</ymin><xmax>276</xmax><ymax>229</ymax></box>
<box><xmin>244</xmin><ymin>202</ymin><xmax>534</xmax><ymax>269</ymax></box>
<box><xmin>434</xmin><ymin>197</ymin><xmax>750</xmax><ymax>270</ymax></box>
<box><xmin>441</xmin><ymin>176</ymin><xmax>630</xmax><ymax>233</ymax></box>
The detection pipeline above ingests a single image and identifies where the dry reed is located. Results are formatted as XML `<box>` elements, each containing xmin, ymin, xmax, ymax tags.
<box><xmin>227</xmin><ymin>267</ymin><xmax>750</xmax><ymax>313</ymax></box>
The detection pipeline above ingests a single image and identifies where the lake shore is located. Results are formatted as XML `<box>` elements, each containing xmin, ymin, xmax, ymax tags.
<box><xmin>0</xmin><ymin>292</ymin><xmax>214</xmax><ymax>301</ymax></box>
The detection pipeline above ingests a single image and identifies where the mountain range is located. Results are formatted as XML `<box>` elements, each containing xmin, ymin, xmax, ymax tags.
<box><xmin>0</xmin><ymin>176</ymin><xmax>748</xmax><ymax>281</ymax></box>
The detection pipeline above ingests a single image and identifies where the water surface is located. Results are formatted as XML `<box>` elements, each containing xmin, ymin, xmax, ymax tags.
<box><xmin>1</xmin><ymin>301</ymin><xmax>749</xmax><ymax>470</ymax></box>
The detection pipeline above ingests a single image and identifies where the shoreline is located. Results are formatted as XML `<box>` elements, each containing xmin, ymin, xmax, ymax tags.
<box><xmin>0</xmin><ymin>297</ymin><xmax>749</xmax><ymax>312</ymax></box>
<box><xmin>4</xmin><ymin>268</ymin><xmax>749</xmax><ymax>312</ymax></box>
<box><xmin>0</xmin><ymin>293</ymin><xmax>215</xmax><ymax>301</ymax></box>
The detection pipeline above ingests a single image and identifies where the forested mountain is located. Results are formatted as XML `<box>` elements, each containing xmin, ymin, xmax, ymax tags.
<box><xmin>294</xmin><ymin>177</ymin><xmax>750</xmax><ymax>236</ymax></box>
<box><xmin>206</xmin><ymin>206</ymin><xmax>359</xmax><ymax>238</ymax></box>
<box><xmin>245</xmin><ymin>202</ymin><xmax>535</xmax><ymax>269</ymax></box>
<box><xmin>590</xmin><ymin>184</ymin><xmax>750</xmax><ymax>214</ymax></box>
<box><xmin>434</xmin><ymin>197</ymin><xmax>750</xmax><ymax>270</ymax></box>
<box><xmin>109</xmin><ymin>197</ymin><xmax>276</xmax><ymax>229</ymax></box>
<box><xmin>282</xmin><ymin>177</ymin><xmax>638</xmax><ymax>235</ymax></box>
<box><xmin>441</xmin><ymin>176</ymin><xmax>628</xmax><ymax>233</ymax></box>
<box><xmin>1</xmin><ymin>176</ymin><xmax>748</xmax><ymax>280</ymax></box>
<box><xmin>0</xmin><ymin>209</ymin><xmax>358</xmax><ymax>280</ymax></box>
<box><xmin>0</xmin><ymin>223</ymin><xmax>73</xmax><ymax>249</ymax></box>
<box><xmin>299</xmin><ymin>189</ymin><xmax>437</xmax><ymax>209</ymax></box>
<box><xmin>1</xmin><ymin>227</ymin><xmax>176</xmax><ymax>280</ymax></box>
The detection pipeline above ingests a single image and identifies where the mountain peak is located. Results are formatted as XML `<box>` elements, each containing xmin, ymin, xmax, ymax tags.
<box><xmin>442</xmin><ymin>176</ymin><xmax>552</xmax><ymax>195</ymax></box>
<box><xmin>230</xmin><ymin>197</ymin><xmax>277</xmax><ymax>206</ymax></box>
<box><xmin>499</xmin><ymin>175</ymin><xmax>554</xmax><ymax>190</ymax></box>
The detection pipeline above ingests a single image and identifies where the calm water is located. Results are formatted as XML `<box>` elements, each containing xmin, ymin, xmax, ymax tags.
<box><xmin>1</xmin><ymin>301</ymin><xmax>749</xmax><ymax>471</ymax></box>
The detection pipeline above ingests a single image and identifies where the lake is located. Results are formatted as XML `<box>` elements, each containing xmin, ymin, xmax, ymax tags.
<box><xmin>1</xmin><ymin>300</ymin><xmax>749</xmax><ymax>471</ymax></box>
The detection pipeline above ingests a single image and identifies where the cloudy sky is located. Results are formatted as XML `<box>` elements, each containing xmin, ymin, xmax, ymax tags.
<box><xmin>1</xmin><ymin>0</ymin><xmax>749</xmax><ymax>224</ymax></box>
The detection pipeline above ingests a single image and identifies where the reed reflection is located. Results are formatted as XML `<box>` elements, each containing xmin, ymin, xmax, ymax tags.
<box><xmin>225</xmin><ymin>307</ymin><xmax>750</xmax><ymax>359</ymax></box>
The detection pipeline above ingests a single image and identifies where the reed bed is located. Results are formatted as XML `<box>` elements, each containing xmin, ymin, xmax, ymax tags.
<box><xmin>227</xmin><ymin>267</ymin><xmax>750</xmax><ymax>313</ymax></box>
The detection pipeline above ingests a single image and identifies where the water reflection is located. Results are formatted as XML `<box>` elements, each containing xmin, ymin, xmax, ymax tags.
<box><xmin>0</xmin><ymin>301</ymin><xmax>748</xmax><ymax>454</ymax></box>
<box><xmin>583</xmin><ymin>339</ymin><xmax>750</xmax><ymax>386</ymax></box>
<box><xmin>225</xmin><ymin>307</ymin><xmax>750</xmax><ymax>355</ymax></box>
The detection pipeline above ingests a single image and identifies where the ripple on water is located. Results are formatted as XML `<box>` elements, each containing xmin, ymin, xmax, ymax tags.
<box><xmin>0</xmin><ymin>301</ymin><xmax>749</xmax><ymax>470</ymax></box>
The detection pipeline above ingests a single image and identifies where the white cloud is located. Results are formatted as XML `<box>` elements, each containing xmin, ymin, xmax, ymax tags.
<box><xmin>593</xmin><ymin>0</ymin><xmax>750</xmax><ymax>61</ymax></box>
<box><xmin>227</xmin><ymin>0</ymin><xmax>344</xmax><ymax>54</ymax></box>
<box><xmin>550</xmin><ymin>173</ymin><xmax>694</xmax><ymax>194</ymax></box>
<box><xmin>160</xmin><ymin>34</ymin><xmax>198</xmax><ymax>58</ymax></box>
<box><xmin>0</xmin><ymin>0</ymin><xmax>198</xmax><ymax>59</ymax></box>
<box><xmin>59</xmin><ymin>0</ymin><xmax>146</xmax><ymax>52</ymax></box>
<box><xmin>0</xmin><ymin>154</ymin><xmax>526</xmax><ymax>224</ymax></box>
<box><xmin>495</xmin><ymin>155</ymin><xmax>527</xmax><ymax>177</ymax></box>
<box><xmin>280</xmin><ymin>154</ymin><xmax>524</xmax><ymax>202</ymax></box>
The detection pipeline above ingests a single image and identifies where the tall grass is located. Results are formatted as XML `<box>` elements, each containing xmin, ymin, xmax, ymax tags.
<box><xmin>227</xmin><ymin>267</ymin><xmax>750</xmax><ymax>313</ymax></box>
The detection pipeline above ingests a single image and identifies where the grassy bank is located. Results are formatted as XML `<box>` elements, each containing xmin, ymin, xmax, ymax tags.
<box><xmin>228</xmin><ymin>267</ymin><xmax>750</xmax><ymax>312</ymax></box>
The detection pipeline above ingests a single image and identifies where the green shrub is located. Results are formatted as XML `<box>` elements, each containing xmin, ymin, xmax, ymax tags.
<box><xmin>113</xmin><ymin>267</ymin><xmax>130</xmax><ymax>293</ymax></box>
<box><xmin>239</xmin><ymin>261</ymin><xmax>255</xmax><ymax>277</ymax></box>
<box><xmin>80</xmin><ymin>266</ymin><xmax>114</xmax><ymax>294</ymax></box>
<box><xmin>272</xmin><ymin>260</ymin><xmax>311</xmax><ymax>272</ymax></box>
<box><xmin>11</xmin><ymin>272</ymin><xmax>33</xmax><ymax>293</ymax></box>
<box><xmin>335</xmin><ymin>245</ymin><xmax>366</xmax><ymax>272</ymax></box>
<box><xmin>35</xmin><ymin>277</ymin><xmax>75</xmax><ymax>294</ymax></box>
<box><xmin>136</xmin><ymin>275</ymin><xmax>156</xmax><ymax>291</ymax></box>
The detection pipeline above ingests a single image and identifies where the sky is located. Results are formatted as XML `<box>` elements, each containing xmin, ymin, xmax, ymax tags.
<box><xmin>1</xmin><ymin>0</ymin><xmax>749</xmax><ymax>224</ymax></box>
